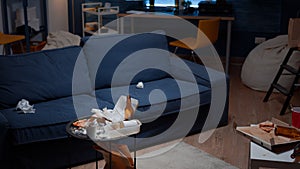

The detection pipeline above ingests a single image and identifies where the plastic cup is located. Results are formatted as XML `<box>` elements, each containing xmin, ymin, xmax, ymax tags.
<box><xmin>292</xmin><ymin>107</ymin><xmax>300</xmax><ymax>128</ymax></box>
<box><xmin>87</xmin><ymin>126</ymin><xmax>97</xmax><ymax>139</ymax></box>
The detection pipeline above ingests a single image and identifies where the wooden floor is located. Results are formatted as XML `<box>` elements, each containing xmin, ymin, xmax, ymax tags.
<box><xmin>75</xmin><ymin>63</ymin><xmax>300</xmax><ymax>169</ymax></box>
<box><xmin>184</xmin><ymin>64</ymin><xmax>300</xmax><ymax>169</ymax></box>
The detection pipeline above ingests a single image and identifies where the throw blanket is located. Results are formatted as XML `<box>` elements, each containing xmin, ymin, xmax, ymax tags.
<box><xmin>42</xmin><ymin>31</ymin><xmax>81</xmax><ymax>50</ymax></box>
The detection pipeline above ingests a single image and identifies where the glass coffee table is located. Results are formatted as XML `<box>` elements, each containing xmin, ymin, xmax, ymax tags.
<box><xmin>66</xmin><ymin>116</ymin><xmax>141</xmax><ymax>169</ymax></box>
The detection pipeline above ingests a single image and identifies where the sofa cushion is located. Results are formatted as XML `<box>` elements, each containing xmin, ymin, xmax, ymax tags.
<box><xmin>0</xmin><ymin>94</ymin><xmax>113</xmax><ymax>145</ymax></box>
<box><xmin>0</xmin><ymin>46</ymin><xmax>91</xmax><ymax>109</ymax></box>
<box><xmin>170</xmin><ymin>57</ymin><xmax>229</xmax><ymax>90</ymax></box>
<box><xmin>83</xmin><ymin>33</ymin><xmax>171</xmax><ymax>89</ymax></box>
<box><xmin>95</xmin><ymin>78</ymin><xmax>211</xmax><ymax>122</ymax></box>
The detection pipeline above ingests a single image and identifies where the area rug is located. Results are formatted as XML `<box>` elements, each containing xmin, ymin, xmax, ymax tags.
<box><xmin>137</xmin><ymin>142</ymin><xmax>238</xmax><ymax>169</ymax></box>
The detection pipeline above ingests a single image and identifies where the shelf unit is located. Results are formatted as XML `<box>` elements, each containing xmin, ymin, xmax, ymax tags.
<box><xmin>1</xmin><ymin>0</ymin><xmax>48</xmax><ymax>53</ymax></box>
<box><xmin>82</xmin><ymin>2</ymin><xmax>119</xmax><ymax>37</ymax></box>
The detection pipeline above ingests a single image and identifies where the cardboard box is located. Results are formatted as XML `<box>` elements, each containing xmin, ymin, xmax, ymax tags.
<box><xmin>236</xmin><ymin>118</ymin><xmax>300</xmax><ymax>151</ymax></box>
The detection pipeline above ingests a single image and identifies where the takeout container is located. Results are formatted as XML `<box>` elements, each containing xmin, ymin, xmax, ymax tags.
<box><xmin>292</xmin><ymin>107</ymin><xmax>300</xmax><ymax>129</ymax></box>
<box><xmin>102</xmin><ymin>119</ymin><xmax>142</xmax><ymax>140</ymax></box>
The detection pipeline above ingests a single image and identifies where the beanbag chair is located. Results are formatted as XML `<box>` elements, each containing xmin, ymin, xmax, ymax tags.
<box><xmin>241</xmin><ymin>35</ymin><xmax>300</xmax><ymax>92</ymax></box>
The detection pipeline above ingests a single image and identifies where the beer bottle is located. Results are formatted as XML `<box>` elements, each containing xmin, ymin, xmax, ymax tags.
<box><xmin>275</xmin><ymin>125</ymin><xmax>300</xmax><ymax>138</ymax></box>
<box><xmin>124</xmin><ymin>95</ymin><xmax>134</xmax><ymax>120</ymax></box>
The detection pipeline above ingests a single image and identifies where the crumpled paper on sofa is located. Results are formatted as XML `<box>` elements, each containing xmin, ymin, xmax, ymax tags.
<box><xmin>16</xmin><ymin>99</ymin><xmax>35</xmax><ymax>114</ymax></box>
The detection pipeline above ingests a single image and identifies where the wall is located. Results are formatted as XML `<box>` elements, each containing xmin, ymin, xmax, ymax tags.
<box><xmin>231</xmin><ymin>0</ymin><xmax>281</xmax><ymax>33</ymax></box>
<box><xmin>280</xmin><ymin>0</ymin><xmax>300</xmax><ymax>34</ymax></box>
<box><xmin>47</xmin><ymin>0</ymin><xmax>69</xmax><ymax>32</ymax></box>
<box><xmin>219</xmin><ymin>0</ymin><xmax>282</xmax><ymax>58</ymax></box>
<box><xmin>220</xmin><ymin>0</ymin><xmax>299</xmax><ymax>58</ymax></box>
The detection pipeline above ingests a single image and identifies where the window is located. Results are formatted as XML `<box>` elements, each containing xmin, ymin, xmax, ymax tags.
<box><xmin>145</xmin><ymin>0</ymin><xmax>216</xmax><ymax>8</ymax></box>
<box><xmin>145</xmin><ymin>0</ymin><xmax>175</xmax><ymax>7</ymax></box>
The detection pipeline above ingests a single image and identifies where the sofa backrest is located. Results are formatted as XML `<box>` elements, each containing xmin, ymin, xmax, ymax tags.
<box><xmin>0</xmin><ymin>46</ymin><xmax>91</xmax><ymax>109</ymax></box>
<box><xmin>82</xmin><ymin>32</ymin><xmax>171</xmax><ymax>89</ymax></box>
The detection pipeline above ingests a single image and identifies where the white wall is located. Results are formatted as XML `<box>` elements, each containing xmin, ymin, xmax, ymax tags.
<box><xmin>47</xmin><ymin>0</ymin><xmax>69</xmax><ymax>33</ymax></box>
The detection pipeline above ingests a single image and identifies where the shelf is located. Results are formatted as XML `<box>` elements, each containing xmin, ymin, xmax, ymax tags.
<box><xmin>84</xmin><ymin>10</ymin><xmax>119</xmax><ymax>16</ymax></box>
<box><xmin>83</xmin><ymin>6</ymin><xmax>119</xmax><ymax>15</ymax></box>
<box><xmin>82</xmin><ymin>2</ymin><xmax>119</xmax><ymax>37</ymax></box>
<box><xmin>84</xmin><ymin>27</ymin><xmax>118</xmax><ymax>36</ymax></box>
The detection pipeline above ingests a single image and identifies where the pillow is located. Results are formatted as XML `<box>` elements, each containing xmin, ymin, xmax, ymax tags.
<box><xmin>83</xmin><ymin>33</ymin><xmax>172</xmax><ymax>89</ymax></box>
<box><xmin>0</xmin><ymin>46</ymin><xmax>92</xmax><ymax>109</ymax></box>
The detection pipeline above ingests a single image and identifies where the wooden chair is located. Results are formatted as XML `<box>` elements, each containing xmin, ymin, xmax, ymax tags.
<box><xmin>0</xmin><ymin>32</ymin><xmax>25</xmax><ymax>55</ymax></box>
<box><xmin>169</xmin><ymin>18</ymin><xmax>220</xmax><ymax>62</ymax></box>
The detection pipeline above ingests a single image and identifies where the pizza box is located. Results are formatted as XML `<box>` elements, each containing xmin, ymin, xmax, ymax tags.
<box><xmin>236</xmin><ymin>118</ymin><xmax>300</xmax><ymax>152</ymax></box>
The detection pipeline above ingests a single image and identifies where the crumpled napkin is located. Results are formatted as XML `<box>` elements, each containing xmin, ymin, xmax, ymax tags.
<box><xmin>136</xmin><ymin>81</ymin><xmax>144</xmax><ymax>89</ymax></box>
<box><xmin>16</xmin><ymin>99</ymin><xmax>35</xmax><ymax>114</ymax></box>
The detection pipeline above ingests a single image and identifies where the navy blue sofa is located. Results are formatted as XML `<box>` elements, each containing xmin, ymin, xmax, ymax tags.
<box><xmin>0</xmin><ymin>33</ymin><xmax>229</xmax><ymax>169</ymax></box>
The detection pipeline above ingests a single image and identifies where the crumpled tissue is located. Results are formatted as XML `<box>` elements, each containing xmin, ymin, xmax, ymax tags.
<box><xmin>136</xmin><ymin>81</ymin><xmax>144</xmax><ymax>89</ymax></box>
<box><xmin>16</xmin><ymin>99</ymin><xmax>35</xmax><ymax>114</ymax></box>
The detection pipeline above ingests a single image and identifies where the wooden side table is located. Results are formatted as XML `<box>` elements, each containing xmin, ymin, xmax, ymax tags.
<box><xmin>249</xmin><ymin>142</ymin><xmax>300</xmax><ymax>169</ymax></box>
<box><xmin>0</xmin><ymin>32</ymin><xmax>25</xmax><ymax>55</ymax></box>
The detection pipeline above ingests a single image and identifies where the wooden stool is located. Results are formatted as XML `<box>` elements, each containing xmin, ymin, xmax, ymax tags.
<box><xmin>0</xmin><ymin>32</ymin><xmax>25</xmax><ymax>55</ymax></box>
